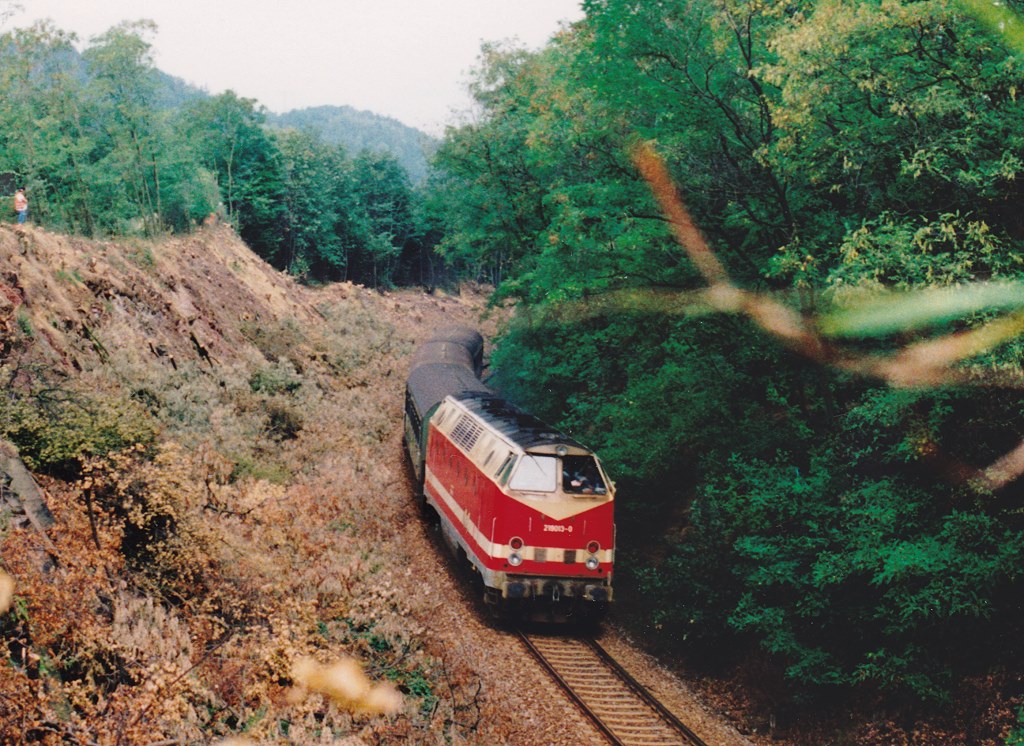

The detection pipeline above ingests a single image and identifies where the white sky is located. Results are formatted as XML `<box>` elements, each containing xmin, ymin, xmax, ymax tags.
<box><xmin>7</xmin><ymin>0</ymin><xmax>584</xmax><ymax>135</ymax></box>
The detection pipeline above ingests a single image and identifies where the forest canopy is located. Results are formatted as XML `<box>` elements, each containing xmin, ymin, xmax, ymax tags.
<box><xmin>0</xmin><ymin>19</ymin><xmax>438</xmax><ymax>288</ymax></box>
<box><xmin>429</xmin><ymin>0</ymin><xmax>1024</xmax><ymax>705</ymax></box>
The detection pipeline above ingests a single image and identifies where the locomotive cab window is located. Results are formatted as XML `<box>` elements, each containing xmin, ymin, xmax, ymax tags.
<box><xmin>508</xmin><ymin>454</ymin><xmax>557</xmax><ymax>493</ymax></box>
<box><xmin>561</xmin><ymin>455</ymin><xmax>607</xmax><ymax>495</ymax></box>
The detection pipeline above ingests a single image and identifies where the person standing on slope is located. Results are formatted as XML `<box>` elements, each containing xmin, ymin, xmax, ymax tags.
<box><xmin>13</xmin><ymin>188</ymin><xmax>27</xmax><ymax>225</ymax></box>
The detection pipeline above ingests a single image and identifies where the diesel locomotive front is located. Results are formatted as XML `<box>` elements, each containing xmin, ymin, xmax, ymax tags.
<box><xmin>404</xmin><ymin>326</ymin><xmax>614</xmax><ymax>622</ymax></box>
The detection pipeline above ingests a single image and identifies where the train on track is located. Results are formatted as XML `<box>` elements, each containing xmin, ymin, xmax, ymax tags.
<box><xmin>403</xmin><ymin>326</ymin><xmax>615</xmax><ymax>622</ymax></box>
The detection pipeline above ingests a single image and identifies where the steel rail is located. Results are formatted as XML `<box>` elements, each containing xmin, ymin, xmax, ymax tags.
<box><xmin>586</xmin><ymin>638</ymin><xmax>708</xmax><ymax>746</ymax></box>
<box><xmin>518</xmin><ymin>630</ymin><xmax>625</xmax><ymax>746</ymax></box>
<box><xmin>516</xmin><ymin>630</ymin><xmax>708</xmax><ymax>746</ymax></box>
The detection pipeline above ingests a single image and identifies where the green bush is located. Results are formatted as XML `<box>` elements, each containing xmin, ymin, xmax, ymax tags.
<box><xmin>1006</xmin><ymin>709</ymin><xmax>1024</xmax><ymax>746</ymax></box>
<box><xmin>249</xmin><ymin>360</ymin><xmax>303</xmax><ymax>395</ymax></box>
<box><xmin>0</xmin><ymin>381</ymin><xmax>157</xmax><ymax>477</ymax></box>
<box><xmin>493</xmin><ymin>306</ymin><xmax>1024</xmax><ymax>701</ymax></box>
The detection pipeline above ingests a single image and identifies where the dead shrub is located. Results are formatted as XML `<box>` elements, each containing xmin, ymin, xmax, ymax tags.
<box><xmin>79</xmin><ymin>442</ymin><xmax>212</xmax><ymax>599</ymax></box>
<box><xmin>264</xmin><ymin>398</ymin><xmax>304</xmax><ymax>441</ymax></box>
<box><xmin>240</xmin><ymin>317</ymin><xmax>308</xmax><ymax>366</ymax></box>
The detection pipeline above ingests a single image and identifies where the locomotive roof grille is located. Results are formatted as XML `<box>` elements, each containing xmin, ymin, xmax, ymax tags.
<box><xmin>450</xmin><ymin>414</ymin><xmax>485</xmax><ymax>452</ymax></box>
<box><xmin>454</xmin><ymin>392</ymin><xmax>586</xmax><ymax>452</ymax></box>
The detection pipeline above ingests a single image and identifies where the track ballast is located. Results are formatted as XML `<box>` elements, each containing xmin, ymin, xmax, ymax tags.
<box><xmin>517</xmin><ymin>631</ymin><xmax>709</xmax><ymax>746</ymax></box>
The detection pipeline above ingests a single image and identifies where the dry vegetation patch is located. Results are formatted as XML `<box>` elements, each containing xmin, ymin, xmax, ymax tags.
<box><xmin>0</xmin><ymin>224</ymin><xmax>514</xmax><ymax>743</ymax></box>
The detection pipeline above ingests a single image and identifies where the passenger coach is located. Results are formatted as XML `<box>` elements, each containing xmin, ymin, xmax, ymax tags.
<box><xmin>404</xmin><ymin>327</ymin><xmax>614</xmax><ymax>621</ymax></box>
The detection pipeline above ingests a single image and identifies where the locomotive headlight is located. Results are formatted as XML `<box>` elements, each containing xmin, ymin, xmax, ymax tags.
<box><xmin>508</xmin><ymin>552</ymin><xmax>523</xmax><ymax>567</ymax></box>
<box><xmin>585</xmin><ymin>556</ymin><xmax>600</xmax><ymax>571</ymax></box>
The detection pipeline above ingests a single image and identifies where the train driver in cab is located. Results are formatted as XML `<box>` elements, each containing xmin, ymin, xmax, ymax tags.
<box><xmin>562</xmin><ymin>456</ymin><xmax>606</xmax><ymax>495</ymax></box>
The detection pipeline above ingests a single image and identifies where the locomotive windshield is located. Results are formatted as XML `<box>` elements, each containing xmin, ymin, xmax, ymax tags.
<box><xmin>508</xmin><ymin>455</ymin><xmax>558</xmax><ymax>492</ymax></box>
<box><xmin>561</xmin><ymin>455</ymin><xmax>607</xmax><ymax>495</ymax></box>
<box><xmin>507</xmin><ymin>453</ymin><xmax>609</xmax><ymax>496</ymax></box>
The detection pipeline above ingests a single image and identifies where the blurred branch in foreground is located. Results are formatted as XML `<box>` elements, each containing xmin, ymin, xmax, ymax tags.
<box><xmin>956</xmin><ymin>0</ymin><xmax>1024</xmax><ymax>55</ymax></box>
<box><xmin>0</xmin><ymin>569</ymin><xmax>12</xmax><ymax>614</ymax></box>
<box><xmin>630</xmin><ymin>142</ymin><xmax>1024</xmax><ymax>387</ymax></box>
<box><xmin>627</xmin><ymin>141</ymin><xmax>1024</xmax><ymax>490</ymax></box>
<box><xmin>287</xmin><ymin>656</ymin><xmax>404</xmax><ymax>716</ymax></box>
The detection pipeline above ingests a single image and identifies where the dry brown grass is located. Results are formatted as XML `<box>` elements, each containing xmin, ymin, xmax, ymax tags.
<box><xmin>0</xmin><ymin>223</ymin><xmax>498</xmax><ymax>744</ymax></box>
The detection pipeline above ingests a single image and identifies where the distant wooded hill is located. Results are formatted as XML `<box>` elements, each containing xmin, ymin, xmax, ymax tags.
<box><xmin>267</xmin><ymin>106</ymin><xmax>435</xmax><ymax>184</ymax></box>
<box><xmin>155</xmin><ymin>73</ymin><xmax>434</xmax><ymax>183</ymax></box>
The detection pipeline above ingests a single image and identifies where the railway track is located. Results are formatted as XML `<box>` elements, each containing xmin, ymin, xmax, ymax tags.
<box><xmin>517</xmin><ymin>630</ymin><xmax>708</xmax><ymax>746</ymax></box>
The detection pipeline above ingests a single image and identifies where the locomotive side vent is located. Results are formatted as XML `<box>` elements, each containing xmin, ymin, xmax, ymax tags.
<box><xmin>450</xmin><ymin>414</ymin><xmax>485</xmax><ymax>453</ymax></box>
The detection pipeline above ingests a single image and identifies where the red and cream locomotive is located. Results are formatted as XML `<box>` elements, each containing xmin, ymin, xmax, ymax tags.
<box><xmin>404</xmin><ymin>326</ymin><xmax>614</xmax><ymax>621</ymax></box>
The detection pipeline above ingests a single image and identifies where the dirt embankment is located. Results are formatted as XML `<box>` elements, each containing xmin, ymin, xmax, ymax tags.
<box><xmin>0</xmin><ymin>222</ymin><xmax>751</xmax><ymax>745</ymax></box>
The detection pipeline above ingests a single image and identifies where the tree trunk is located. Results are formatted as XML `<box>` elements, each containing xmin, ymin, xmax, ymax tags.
<box><xmin>0</xmin><ymin>439</ymin><xmax>54</xmax><ymax>532</ymax></box>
